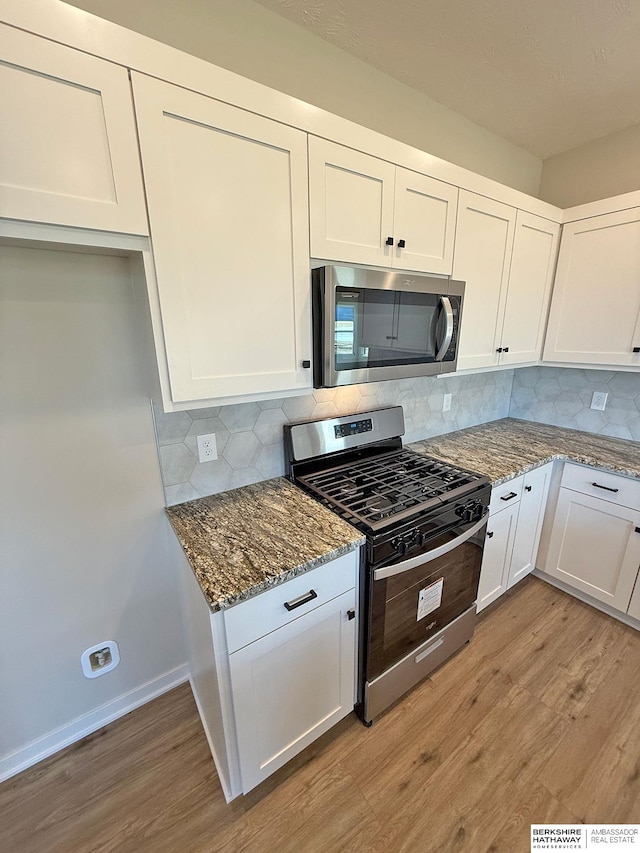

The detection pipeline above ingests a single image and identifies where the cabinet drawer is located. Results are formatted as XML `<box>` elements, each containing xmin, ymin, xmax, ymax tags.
<box><xmin>224</xmin><ymin>550</ymin><xmax>358</xmax><ymax>653</ymax></box>
<box><xmin>489</xmin><ymin>475</ymin><xmax>524</xmax><ymax>515</ymax></box>
<box><xmin>561</xmin><ymin>463</ymin><xmax>640</xmax><ymax>510</ymax></box>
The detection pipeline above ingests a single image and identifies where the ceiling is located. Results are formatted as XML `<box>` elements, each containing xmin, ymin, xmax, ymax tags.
<box><xmin>252</xmin><ymin>0</ymin><xmax>640</xmax><ymax>159</ymax></box>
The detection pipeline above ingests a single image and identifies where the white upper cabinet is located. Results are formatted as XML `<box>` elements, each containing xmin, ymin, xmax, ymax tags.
<box><xmin>500</xmin><ymin>212</ymin><xmax>559</xmax><ymax>366</ymax></box>
<box><xmin>544</xmin><ymin>207</ymin><xmax>640</xmax><ymax>367</ymax></box>
<box><xmin>453</xmin><ymin>191</ymin><xmax>516</xmax><ymax>370</ymax></box>
<box><xmin>308</xmin><ymin>137</ymin><xmax>458</xmax><ymax>274</ymax></box>
<box><xmin>0</xmin><ymin>25</ymin><xmax>147</xmax><ymax>234</ymax></box>
<box><xmin>131</xmin><ymin>73</ymin><xmax>312</xmax><ymax>406</ymax></box>
<box><xmin>454</xmin><ymin>194</ymin><xmax>559</xmax><ymax>370</ymax></box>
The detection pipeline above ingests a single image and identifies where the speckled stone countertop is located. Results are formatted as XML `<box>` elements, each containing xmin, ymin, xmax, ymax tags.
<box><xmin>166</xmin><ymin>478</ymin><xmax>364</xmax><ymax>612</ymax></box>
<box><xmin>410</xmin><ymin>418</ymin><xmax>640</xmax><ymax>486</ymax></box>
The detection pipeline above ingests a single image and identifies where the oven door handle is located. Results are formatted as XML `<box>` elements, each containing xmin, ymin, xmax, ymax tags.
<box><xmin>434</xmin><ymin>296</ymin><xmax>454</xmax><ymax>362</ymax></box>
<box><xmin>373</xmin><ymin>512</ymin><xmax>488</xmax><ymax>581</ymax></box>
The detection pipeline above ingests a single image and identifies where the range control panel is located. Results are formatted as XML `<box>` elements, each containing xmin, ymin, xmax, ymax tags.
<box><xmin>334</xmin><ymin>418</ymin><xmax>373</xmax><ymax>439</ymax></box>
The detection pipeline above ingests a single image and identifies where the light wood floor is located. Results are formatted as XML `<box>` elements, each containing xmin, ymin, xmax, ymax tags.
<box><xmin>4</xmin><ymin>576</ymin><xmax>640</xmax><ymax>853</ymax></box>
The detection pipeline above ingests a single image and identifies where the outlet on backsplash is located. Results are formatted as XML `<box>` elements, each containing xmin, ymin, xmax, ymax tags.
<box><xmin>590</xmin><ymin>391</ymin><xmax>608</xmax><ymax>411</ymax></box>
<box><xmin>443</xmin><ymin>393</ymin><xmax>452</xmax><ymax>412</ymax></box>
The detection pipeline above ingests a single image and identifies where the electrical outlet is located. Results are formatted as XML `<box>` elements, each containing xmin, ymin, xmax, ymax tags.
<box><xmin>81</xmin><ymin>641</ymin><xmax>120</xmax><ymax>679</ymax></box>
<box><xmin>197</xmin><ymin>433</ymin><xmax>218</xmax><ymax>462</ymax></box>
<box><xmin>590</xmin><ymin>391</ymin><xmax>608</xmax><ymax>411</ymax></box>
<box><xmin>443</xmin><ymin>393</ymin><xmax>452</xmax><ymax>412</ymax></box>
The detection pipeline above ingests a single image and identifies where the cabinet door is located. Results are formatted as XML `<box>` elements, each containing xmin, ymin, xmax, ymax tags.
<box><xmin>229</xmin><ymin>589</ymin><xmax>356</xmax><ymax>793</ymax></box>
<box><xmin>544</xmin><ymin>488</ymin><xmax>640</xmax><ymax>611</ymax></box>
<box><xmin>477</xmin><ymin>502</ymin><xmax>519</xmax><ymax>612</ymax></box>
<box><xmin>0</xmin><ymin>24</ymin><xmax>147</xmax><ymax>234</ymax></box>
<box><xmin>500</xmin><ymin>213</ymin><xmax>559</xmax><ymax>366</ymax></box>
<box><xmin>627</xmin><ymin>577</ymin><xmax>640</xmax><ymax>620</ymax></box>
<box><xmin>543</xmin><ymin>207</ymin><xmax>640</xmax><ymax>366</ymax></box>
<box><xmin>308</xmin><ymin>137</ymin><xmax>396</xmax><ymax>266</ymax></box>
<box><xmin>508</xmin><ymin>464</ymin><xmax>552</xmax><ymax>588</ymax></box>
<box><xmin>132</xmin><ymin>73</ymin><xmax>311</xmax><ymax>403</ymax></box>
<box><xmin>392</xmin><ymin>168</ymin><xmax>458</xmax><ymax>274</ymax></box>
<box><xmin>453</xmin><ymin>191</ymin><xmax>516</xmax><ymax>370</ymax></box>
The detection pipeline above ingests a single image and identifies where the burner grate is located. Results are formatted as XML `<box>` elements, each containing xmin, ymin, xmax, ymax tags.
<box><xmin>298</xmin><ymin>449</ymin><xmax>485</xmax><ymax>531</ymax></box>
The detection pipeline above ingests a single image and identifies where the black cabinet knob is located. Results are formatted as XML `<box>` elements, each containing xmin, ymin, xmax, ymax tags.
<box><xmin>503</xmin><ymin>347</ymin><xmax>510</xmax><ymax>353</ymax></box>
<box><xmin>496</xmin><ymin>347</ymin><xmax>503</xmax><ymax>353</ymax></box>
<box><xmin>525</xmin><ymin>485</ymin><xmax>532</xmax><ymax>492</ymax></box>
<box><xmin>301</xmin><ymin>360</ymin><xmax>311</xmax><ymax>368</ymax></box>
<box><xmin>633</xmin><ymin>347</ymin><xmax>640</xmax><ymax>353</ymax></box>
<box><xmin>347</xmin><ymin>609</ymin><xmax>356</xmax><ymax>621</ymax></box>
<box><xmin>397</xmin><ymin>239</ymin><xmax>406</xmax><ymax>248</ymax></box>
<box><xmin>486</xmin><ymin>531</ymin><xmax>494</xmax><ymax>539</ymax></box>
<box><xmin>385</xmin><ymin>236</ymin><xmax>394</xmax><ymax>246</ymax></box>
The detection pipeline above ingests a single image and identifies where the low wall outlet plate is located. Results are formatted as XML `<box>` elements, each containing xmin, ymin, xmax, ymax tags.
<box><xmin>81</xmin><ymin>640</ymin><xmax>120</xmax><ymax>678</ymax></box>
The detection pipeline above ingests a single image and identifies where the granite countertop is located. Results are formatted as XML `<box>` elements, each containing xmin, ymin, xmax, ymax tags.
<box><xmin>410</xmin><ymin>418</ymin><xmax>640</xmax><ymax>485</ymax></box>
<box><xmin>166</xmin><ymin>477</ymin><xmax>364</xmax><ymax>612</ymax></box>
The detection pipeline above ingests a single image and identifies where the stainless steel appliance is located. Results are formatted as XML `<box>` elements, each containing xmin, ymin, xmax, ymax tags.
<box><xmin>312</xmin><ymin>264</ymin><xmax>465</xmax><ymax>388</ymax></box>
<box><xmin>285</xmin><ymin>406</ymin><xmax>490</xmax><ymax>724</ymax></box>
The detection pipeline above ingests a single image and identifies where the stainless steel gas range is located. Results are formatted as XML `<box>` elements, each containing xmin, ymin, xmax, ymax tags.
<box><xmin>285</xmin><ymin>406</ymin><xmax>490</xmax><ymax>725</ymax></box>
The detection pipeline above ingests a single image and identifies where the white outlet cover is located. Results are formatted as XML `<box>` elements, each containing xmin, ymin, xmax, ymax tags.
<box><xmin>590</xmin><ymin>391</ymin><xmax>608</xmax><ymax>411</ymax></box>
<box><xmin>443</xmin><ymin>393</ymin><xmax>452</xmax><ymax>412</ymax></box>
<box><xmin>81</xmin><ymin>640</ymin><xmax>120</xmax><ymax>679</ymax></box>
<box><xmin>197</xmin><ymin>433</ymin><xmax>218</xmax><ymax>462</ymax></box>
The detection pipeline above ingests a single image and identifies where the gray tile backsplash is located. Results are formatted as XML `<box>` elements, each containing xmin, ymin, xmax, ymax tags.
<box><xmin>155</xmin><ymin>367</ymin><xmax>640</xmax><ymax>505</ymax></box>
<box><xmin>155</xmin><ymin>370</ymin><xmax>514</xmax><ymax>505</ymax></box>
<box><xmin>509</xmin><ymin>367</ymin><xmax>640</xmax><ymax>440</ymax></box>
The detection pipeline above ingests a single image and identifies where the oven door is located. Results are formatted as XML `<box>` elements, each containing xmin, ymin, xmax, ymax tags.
<box><xmin>366</xmin><ymin>513</ymin><xmax>487</xmax><ymax>680</ymax></box>
<box><xmin>314</xmin><ymin>265</ymin><xmax>462</xmax><ymax>387</ymax></box>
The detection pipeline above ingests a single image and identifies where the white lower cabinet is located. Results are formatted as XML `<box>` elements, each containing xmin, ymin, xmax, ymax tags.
<box><xmin>478</xmin><ymin>464</ymin><xmax>552</xmax><ymax>612</ymax></box>
<box><xmin>181</xmin><ymin>549</ymin><xmax>359</xmax><ymax>800</ymax></box>
<box><xmin>543</xmin><ymin>476</ymin><xmax>640</xmax><ymax>612</ymax></box>
<box><xmin>229</xmin><ymin>587</ymin><xmax>356</xmax><ymax>792</ymax></box>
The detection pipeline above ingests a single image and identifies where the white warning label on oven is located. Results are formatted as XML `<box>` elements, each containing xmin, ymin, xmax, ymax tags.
<box><xmin>417</xmin><ymin>577</ymin><xmax>444</xmax><ymax>621</ymax></box>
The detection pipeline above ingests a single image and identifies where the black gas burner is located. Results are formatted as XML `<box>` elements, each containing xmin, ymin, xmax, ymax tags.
<box><xmin>297</xmin><ymin>447</ymin><xmax>487</xmax><ymax>532</ymax></box>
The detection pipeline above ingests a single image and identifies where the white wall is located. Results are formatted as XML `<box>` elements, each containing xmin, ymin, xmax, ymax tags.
<box><xmin>540</xmin><ymin>123</ymin><xmax>640</xmax><ymax>208</ymax></box>
<box><xmin>65</xmin><ymin>0</ymin><xmax>542</xmax><ymax>196</ymax></box>
<box><xmin>0</xmin><ymin>245</ymin><xmax>185</xmax><ymax>777</ymax></box>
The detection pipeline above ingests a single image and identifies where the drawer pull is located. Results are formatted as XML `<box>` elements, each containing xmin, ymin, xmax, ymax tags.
<box><xmin>284</xmin><ymin>589</ymin><xmax>318</xmax><ymax>611</ymax></box>
<box><xmin>592</xmin><ymin>482</ymin><xmax>619</xmax><ymax>493</ymax></box>
<box><xmin>500</xmin><ymin>491</ymin><xmax>518</xmax><ymax>501</ymax></box>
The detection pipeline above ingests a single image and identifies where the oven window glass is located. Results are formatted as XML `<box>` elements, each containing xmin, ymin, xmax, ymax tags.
<box><xmin>367</xmin><ymin>528</ymin><xmax>484</xmax><ymax>680</ymax></box>
<box><xmin>334</xmin><ymin>286</ymin><xmax>442</xmax><ymax>370</ymax></box>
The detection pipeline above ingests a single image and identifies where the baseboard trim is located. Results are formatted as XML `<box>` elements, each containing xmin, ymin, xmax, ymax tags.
<box><xmin>0</xmin><ymin>662</ymin><xmax>189</xmax><ymax>783</ymax></box>
<box><xmin>532</xmin><ymin>570</ymin><xmax>640</xmax><ymax>631</ymax></box>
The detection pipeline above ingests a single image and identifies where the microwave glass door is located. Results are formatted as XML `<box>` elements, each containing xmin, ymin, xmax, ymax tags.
<box><xmin>335</xmin><ymin>286</ymin><xmax>443</xmax><ymax>371</ymax></box>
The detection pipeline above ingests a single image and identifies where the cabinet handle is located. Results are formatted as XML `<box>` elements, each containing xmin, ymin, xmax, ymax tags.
<box><xmin>635</xmin><ymin>528</ymin><xmax>640</xmax><ymax>534</ymax></box>
<box><xmin>284</xmin><ymin>589</ymin><xmax>318</xmax><ymax>611</ymax></box>
<box><xmin>503</xmin><ymin>347</ymin><xmax>510</xmax><ymax>353</ymax></box>
<box><xmin>633</xmin><ymin>347</ymin><xmax>640</xmax><ymax>353</ymax></box>
<box><xmin>500</xmin><ymin>491</ymin><xmax>518</xmax><ymax>501</ymax></box>
<box><xmin>385</xmin><ymin>236</ymin><xmax>394</xmax><ymax>246</ymax></box>
<box><xmin>592</xmin><ymin>482</ymin><xmax>619</xmax><ymax>493</ymax></box>
<box><xmin>486</xmin><ymin>531</ymin><xmax>494</xmax><ymax>538</ymax></box>
<box><xmin>496</xmin><ymin>347</ymin><xmax>503</xmax><ymax>353</ymax></box>
<box><xmin>301</xmin><ymin>359</ymin><xmax>311</xmax><ymax>368</ymax></box>
<box><xmin>525</xmin><ymin>485</ymin><xmax>532</xmax><ymax>492</ymax></box>
<box><xmin>347</xmin><ymin>609</ymin><xmax>356</xmax><ymax>620</ymax></box>
<box><xmin>397</xmin><ymin>239</ymin><xmax>406</xmax><ymax>248</ymax></box>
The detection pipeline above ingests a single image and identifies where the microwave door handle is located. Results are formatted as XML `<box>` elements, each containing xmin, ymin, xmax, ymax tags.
<box><xmin>434</xmin><ymin>296</ymin><xmax>454</xmax><ymax>362</ymax></box>
<box><xmin>373</xmin><ymin>512</ymin><xmax>488</xmax><ymax>581</ymax></box>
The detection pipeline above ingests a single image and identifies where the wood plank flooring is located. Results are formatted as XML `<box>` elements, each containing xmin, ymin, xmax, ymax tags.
<box><xmin>3</xmin><ymin>576</ymin><xmax>640</xmax><ymax>853</ymax></box>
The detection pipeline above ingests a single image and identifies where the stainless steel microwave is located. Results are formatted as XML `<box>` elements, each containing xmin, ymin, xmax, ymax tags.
<box><xmin>312</xmin><ymin>264</ymin><xmax>465</xmax><ymax>388</ymax></box>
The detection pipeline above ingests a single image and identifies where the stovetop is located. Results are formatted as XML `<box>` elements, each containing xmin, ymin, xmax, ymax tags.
<box><xmin>295</xmin><ymin>447</ymin><xmax>487</xmax><ymax>533</ymax></box>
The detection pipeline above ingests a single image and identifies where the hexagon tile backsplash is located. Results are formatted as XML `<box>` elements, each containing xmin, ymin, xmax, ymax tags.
<box><xmin>509</xmin><ymin>367</ymin><xmax>640</xmax><ymax>440</ymax></box>
<box><xmin>154</xmin><ymin>367</ymin><xmax>640</xmax><ymax>506</ymax></box>
<box><xmin>153</xmin><ymin>370</ymin><xmax>514</xmax><ymax>505</ymax></box>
